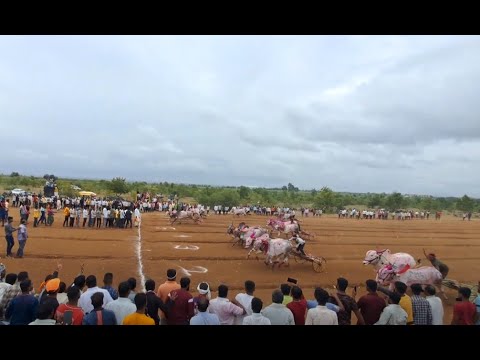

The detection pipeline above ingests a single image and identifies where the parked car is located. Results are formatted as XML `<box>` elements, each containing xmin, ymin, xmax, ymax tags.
<box><xmin>11</xmin><ymin>188</ymin><xmax>26</xmax><ymax>195</ymax></box>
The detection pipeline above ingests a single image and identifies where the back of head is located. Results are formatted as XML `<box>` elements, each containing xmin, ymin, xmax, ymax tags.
<box><xmin>127</xmin><ymin>277</ymin><xmax>137</xmax><ymax>291</ymax></box>
<box><xmin>67</xmin><ymin>286</ymin><xmax>81</xmax><ymax>302</ymax></box>
<box><xmin>272</xmin><ymin>289</ymin><xmax>284</xmax><ymax>304</ymax></box>
<box><xmin>394</xmin><ymin>281</ymin><xmax>407</xmax><ymax>295</ymax></box>
<box><xmin>59</xmin><ymin>282</ymin><xmax>67</xmax><ymax>293</ymax></box>
<box><xmin>145</xmin><ymin>279</ymin><xmax>155</xmax><ymax>292</ymax></box>
<box><xmin>20</xmin><ymin>279</ymin><xmax>32</xmax><ymax>293</ymax></box>
<box><xmin>218</xmin><ymin>284</ymin><xmax>228</xmax><ymax>298</ymax></box>
<box><xmin>91</xmin><ymin>292</ymin><xmax>104</xmax><ymax>308</ymax></box>
<box><xmin>134</xmin><ymin>292</ymin><xmax>147</xmax><ymax>310</ymax></box>
<box><xmin>251</xmin><ymin>297</ymin><xmax>263</xmax><ymax>313</ymax></box>
<box><xmin>314</xmin><ymin>287</ymin><xmax>329</xmax><ymax>305</ymax></box>
<box><xmin>85</xmin><ymin>275</ymin><xmax>97</xmax><ymax>288</ymax></box>
<box><xmin>389</xmin><ymin>293</ymin><xmax>401</xmax><ymax>305</ymax></box>
<box><xmin>459</xmin><ymin>287</ymin><xmax>471</xmax><ymax>299</ymax></box>
<box><xmin>291</xmin><ymin>286</ymin><xmax>303</xmax><ymax>300</ymax></box>
<box><xmin>103</xmin><ymin>272</ymin><xmax>113</xmax><ymax>285</ymax></box>
<box><xmin>36</xmin><ymin>302</ymin><xmax>55</xmax><ymax>320</ymax></box>
<box><xmin>410</xmin><ymin>283</ymin><xmax>423</xmax><ymax>296</ymax></box>
<box><xmin>280</xmin><ymin>283</ymin><xmax>291</xmax><ymax>296</ymax></box>
<box><xmin>366</xmin><ymin>279</ymin><xmax>377</xmax><ymax>292</ymax></box>
<box><xmin>6</xmin><ymin>273</ymin><xmax>17</xmax><ymax>286</ymax></box>
<box><xmin>180</xmin><ymin>277</ymin><xmax>190</xmax><ymax>289</ymax></box>
<box><xmin>245</xmin><ymin>280</ymin><xmax>255</xmax><ymax>293</ymax></box>
<box><xmin>74</xmin><ymin>275</ymin><xmax>86</xmax><ymax>288</ymax></box>
<box><xmin>337</xmin><ymin>277</ymin><xmax>348</xmax><ymax>292</ymax></box>
<box><xmin>166</xmin><ymin>269</ymin><xmax>177</xmax><ymax>280</ymax></box>
<box><xmin>17</xmin><ymin>271</ymin><xmax>29</xmax><ymax>283</ymax></box>
<box><xmin>197</xmin><ymin>297</ymin><xmax>209</xmax><ymax>312</ymax></box>
<box><xmin>118</xmin><ymin>281</ymin><xmax>131</xmax><ymax>298</ymax></box>
<box><xmin>424</xmin><ymin>285</ymin><xmax>436</xmax><ymax>296</ymax></box>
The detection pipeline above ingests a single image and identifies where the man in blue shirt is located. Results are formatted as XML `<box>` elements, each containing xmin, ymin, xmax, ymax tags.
<box><xmin>5</xmin><ymin>279</ymin><xmax>38</xmax><ymax>325</ymax></box>
<box><xmin>82</xmin><ymin>292</ymin><xmax>117</xmax><ymax>325</ymax></box>
<box><xmin>190</xmin><ymin>298</ymin><xmax>220</xmax><ymax>325</ymax></box>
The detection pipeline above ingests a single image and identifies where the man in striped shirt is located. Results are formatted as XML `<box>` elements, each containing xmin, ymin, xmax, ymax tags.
<box><xmin>410</xmin><ymin>284</ymin><xmax>432</xmax><ymax>325</ymax></box>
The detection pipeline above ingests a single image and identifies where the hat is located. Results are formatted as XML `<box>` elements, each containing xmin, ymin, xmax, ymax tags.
<box><xmin>410</xmin><ymin>283</ymin><xmax>424</xmax><ymax>293</ymax></box>
<box><xmin>46</xmin><ymin>278</ymin><xmax>60</xmax><ymax>292</ymax></box>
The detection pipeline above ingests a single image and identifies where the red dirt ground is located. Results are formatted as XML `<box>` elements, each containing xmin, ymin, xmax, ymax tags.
<box><xmin>3</xmin><ymin>212</ymin><xmax>479</xmax><ymax>324</ymax></box>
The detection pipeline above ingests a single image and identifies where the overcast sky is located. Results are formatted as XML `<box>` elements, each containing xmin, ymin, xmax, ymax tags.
<box><xmin>1</xmin><ymin>35</ymin><xmax>480</xmax><ymax>197</ymax></box>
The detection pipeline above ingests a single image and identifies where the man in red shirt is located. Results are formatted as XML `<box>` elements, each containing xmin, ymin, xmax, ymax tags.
<box><xmin>55</xmin><ymin>286</ymin><xmax>84</xmax><ymax>325</ymax></box>
<box><xmin>452</xmin><ymin>287</ymin><xmax>477</xmax><ymax>325</ymax></box>
<box><xmin>357</xmin><ymin>279</ymin><xmax>386</xmax><ymax>325</ymax></box>
<box><xmin>287</xmin><ymin>286</ymin><xmax>307</xmax><ymax>325</ymax></box>
<box><xmin>167</xmin><ymin>277</ymin><xmax>194</xmax><ymax>325</ymax></box>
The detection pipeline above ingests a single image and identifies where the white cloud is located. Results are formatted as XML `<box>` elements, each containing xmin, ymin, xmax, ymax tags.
<box><xmin>1</xmin><ymin>35</ymin><xmax>480</xmax><ymax>196</ymax></box>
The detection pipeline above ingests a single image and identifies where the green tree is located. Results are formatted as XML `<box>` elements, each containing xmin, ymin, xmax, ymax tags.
<box><xmin>238</xmin><ymin>186</ymin><xmax>251</xmax><ymax>199</ymax></box>
<box><xmin>385</xmin><ymin>192</ymin><xmax>404</xmax><ymax>211</ymax></box>
<box><xmin>109</xmin><ymin>177</ymin><xmax>129</xmax><ymax>195</ymax></box>
<box><xmin>10</xmin><ymin>172</ymin><xmax>19</xmax><ymax>177</ymax></box>
<box><xmin>313</xmin><ymin>186</ymin><xmax>336</xmax><ymax>212</ymax></box>
<box><xmin>367</xmin><ymin>194</ymin><xmax>384</xmax><ymax>208</ymax></box>
<box><xmin>456</xmin><ymin>195</ymin><xmax>475</xmax><ymax>212</ymax></box>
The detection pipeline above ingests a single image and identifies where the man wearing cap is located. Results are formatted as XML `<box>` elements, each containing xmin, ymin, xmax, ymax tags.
<box><xmin>4</xmin><ymin>217</ymin><xmax>17</xmax><ymax>258</ymax></box>
<box><xmin>157</xmin><ymin>269</ymin><xmax>180</xmax><ymax>325</ymax></box>
<box><xmin>410</xmin><ymin>283</ymin><xmax>432</xmax><ymax>325</ymax></box>
<box><xmin>40</xmin><ymin>278</ymin><xmax>61</xmax><ymax>314</ymax></box>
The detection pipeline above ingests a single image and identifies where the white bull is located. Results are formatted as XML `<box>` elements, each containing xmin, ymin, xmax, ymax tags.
<box><xmin>376</xmin><ymin>265</ymin><xmax>444</xmax><ymax>292</ymax></box>
<box><xmin>231</xmin><ymin>207</ymin><xmax>249</xmax><ymax>216</ymax></box>
<box><xmin>170</xmin><ymin>210</ymin><xmax>201</xmax><ymax>225</ymax></box>
<box><xmin>363</xmin><ymin>249</ymin><xmax>417</xmax><ymax>273</ymax></box>
<box><xmin>247</xmin><ymin>234</ymin><xmax>293</xmax><ymax>269</ymax></box>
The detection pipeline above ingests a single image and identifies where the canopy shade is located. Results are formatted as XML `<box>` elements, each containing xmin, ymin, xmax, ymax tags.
<box><xmin>78</xmin><ymin>191</ymin><xmax>96</xmax><ymax>197</ymax></box>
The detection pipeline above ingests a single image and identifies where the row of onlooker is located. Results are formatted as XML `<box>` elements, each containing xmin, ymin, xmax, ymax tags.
<box><xmin>0</xmin><ymin>265</ymin><xmax>478</xmax><ymax>325</ymax></box>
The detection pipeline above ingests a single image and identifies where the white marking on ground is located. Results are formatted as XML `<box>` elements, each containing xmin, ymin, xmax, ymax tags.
<box><xmin>178</xmin><ymin>266</ymin><xmax>208</xmax><ymax>276</ymax></box>
<box><xmin>174</xmin><ymin>235</ymin><xmax>191</xmax><ymax>238</ymax></box>
<box><xmin>136</xmin><ymin>221</ymin><xmax>146</xmax><ymax>292</ymax></box>
<box><xmin>174</xmin><ymin>245</ymin><xmax>199</xmax><ymax>250</ymax></box>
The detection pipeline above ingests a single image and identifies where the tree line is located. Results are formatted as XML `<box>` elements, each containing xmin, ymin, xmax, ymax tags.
<box><xmin>1</xmin><ymin>174</ymin><xmax>478</xmax><ymax>214</ymax></box>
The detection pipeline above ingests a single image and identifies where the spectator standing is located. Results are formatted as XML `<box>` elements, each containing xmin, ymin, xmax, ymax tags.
<box><xmin>410</xmin><ymin>284</ymin><xmax>433</xmax><ymax>325</ymax></box>
<box><xmin>357</xmin><ymin>280</ymin><xmax>386</xmax><ymax>325</ymax></box>
<box><xmin>375</xmin><ymin>293</ymin><xmax>408</xmax><ymax>325</ymax></box>
<box><xmin>261</xmin><ymin>289</ymin><xmax>294</xmax><ymax>325</ymax></box>
<box><xmin>190</xmin><ymin>298</ymin><xmax>220</xmax><ymax>325</ymax></box>
<box><xmin>287</xmin><ymin>286</ymin><xmax>308</xmax><ymax>325</ymax></box>
<box><xmin>242</xmin><ymin>297</ymin><xmax>271</xmax><ymax>325</ymax></box>
<box><xmin>305</xmin><ymin>288</ymin><xmax>338</xmax><ymax>325</ymax></box>
<box><xmin>424</xmin><ymin>285</ymin><xmax>444</xmax><ymax>325</ymax></box>
<box><xmin>82</xmin><ymin>292</ymin><xmax>117</xmax><ymax>325</ymax></box>
<box><xmin>234</xmin><ymin>280</ymin><xmax>255</xmax><ymax>325</ymax></box>
<box><xmin>452</xmin><ymin>287</ymin><xmax>477</xmax><ymax>325</ymax></box>
<box><xmin>209</xmin><ymin>284</ymin><xmax>245</xmax><ymax>325</ymax></box>
<box><xmin>122</xmin><ymin>293</ymin><xmax>155</xmax><ymax>325</ymax></box>
<box><xmin>104</xmin><ymin>281</ymin><xmax>136</xmax><ymax>325</ymax></box>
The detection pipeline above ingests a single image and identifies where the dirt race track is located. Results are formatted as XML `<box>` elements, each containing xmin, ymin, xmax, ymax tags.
<box><xmin>3</xmin><ymin>212</ymin><xmax>480</xmax><ymax>324</ymax></box>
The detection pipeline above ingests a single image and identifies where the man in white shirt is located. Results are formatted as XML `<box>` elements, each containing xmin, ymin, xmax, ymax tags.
<box><xmin>208</xmin><ymin>285</ymin><xmax>245</xmax><ymax>325</ymax></box>
<box><xmin>234</xmin><ymin>280</ymin><xmax>255</xmax><ymax>325</ymax></box>
<box><xmin>79</xmin><ymin>275</ymin><xmax>114</xmax><ymax>314</ymax></box>
<box><xmin>243</xmin><ymin>297</ymin><xmax>271</xmax><ymax>325</ymax></box>
<box><xmin>375</xmin><ymin>293</ymin><xmax>408</xmax><ymax>325</ymax></box>
<box><xmin>82</xmin><ymin>208</ymin><xmax>88</xmax><ymax>227</ymax></box>
<box><xmin>134</xmin><ymin>207</ymin><xmax>141</xmax><ymax>226</ymax></box>
<box><xmin>102</xmin><ymin>207</ymin><xmax>108</xmax><ymax>228</ymax></box>
<box><xmin>104</xmin><ymin>281</ymin><xmax>136</xmax><ymax>325</ymax></box>
<box><xmin>261</xmin><ymin>289</ymin><xmax>295</xmax><ymax>325</ymax></box>
<box><xmin>289</xmin><ymin>234</ymin><xmax>306</xmax><ymax>256</ymax></box>
<box><xmin>305</xmin><ymin>287</ymin><xmax>338</xmax><ymax>325</ymax></box>
<box><xmin>424</xmin><ymin>285</ymin><xmax>444</xmax><ymax>325</ymax></box>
